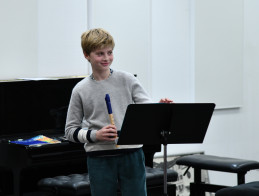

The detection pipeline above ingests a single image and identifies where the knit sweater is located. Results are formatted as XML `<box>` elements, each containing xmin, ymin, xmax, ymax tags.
<box><xmin>65</xmin><ymin>70</ymin><xmax>152</xmax><ymax>156</ymax></box>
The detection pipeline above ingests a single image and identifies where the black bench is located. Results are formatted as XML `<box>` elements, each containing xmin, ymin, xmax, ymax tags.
<box><xmin>175</xmin><ymin>154</ymin><xmax>259</xmax><ymax>196</ymax></box>
<box><xmin>38</xmin><ymin>166</ymin><xmax>178</xmax><ymax>196</ymax></box>
<box><xmin>38</xmin><ymin>145</ymin><xmax>178</xmax><ymax>196</ymax></box>
<box><xmin>215</xmin><ymin>181</ymin><xmax>259</xmax><ymax>196</ymax></box>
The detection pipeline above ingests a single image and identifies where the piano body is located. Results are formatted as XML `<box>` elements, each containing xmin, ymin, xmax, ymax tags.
<box><xmin>0</xmin><ymin>77</ymin><xmax>86</xmax><ymax>196</ymax></box>
<box><xmin>0</xmin><ymin>77</ymin><xmax>161</xmax><ymax>196</ymax></box>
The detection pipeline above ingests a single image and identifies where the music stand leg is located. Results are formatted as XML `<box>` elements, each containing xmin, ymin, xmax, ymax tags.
<box><xmin>163</xmin><ymin>143</ymin><xmax>168</xmax><ymax>196</ymax></box>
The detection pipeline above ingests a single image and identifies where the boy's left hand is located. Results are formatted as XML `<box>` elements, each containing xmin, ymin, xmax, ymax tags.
<box><xmin>159</xmin><ymin>98</ymin><xmax>173</xmax><ymax>103</ymax></box>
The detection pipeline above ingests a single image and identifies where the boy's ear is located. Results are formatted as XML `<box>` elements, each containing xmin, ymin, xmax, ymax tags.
<box><xmin>83</xmin><ymin>51</ymin><xmax>90</xmax><ymax>61</ymax></box>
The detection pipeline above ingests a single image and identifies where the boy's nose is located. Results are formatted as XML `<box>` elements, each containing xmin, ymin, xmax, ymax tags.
<box><xmin>103</xmin><ymin>54</ymin><xmax>109</xmax><ymax>60</ymax></box>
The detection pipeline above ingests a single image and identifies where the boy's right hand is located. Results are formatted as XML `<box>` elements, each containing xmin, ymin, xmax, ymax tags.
<box><xmin>96</xmin><ymin>125</ymin><xmax>117</xmax><ymax>141</ymax></box>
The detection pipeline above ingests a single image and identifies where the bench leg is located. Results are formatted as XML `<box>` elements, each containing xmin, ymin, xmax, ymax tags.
<box><xmin>190</xmin><ymin>168</ymin><xmax>205</xmax><ymax>196</ymax></box>
<box><xmin>237</xmin><ymin>172</ymin><xmax>246</xmax><ymax>185</ymax></box>
<box><xmin>190</xmin><ymin>183</ymin><xmax>205</xmax><ymax>196</ymax></box>
<box><xmin>190</xmin><ymin>168</ymin><xmax>230</xmax><ymax>195</ymax></box>
<box><xmin>168</xmin><ymin>184</ymin><xmax>176</xmax><ymax>196</ymax></box>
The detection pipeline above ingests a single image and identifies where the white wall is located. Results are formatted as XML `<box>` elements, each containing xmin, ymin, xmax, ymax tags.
<box><xmin>202</xmin><ymin>0</ymin><xmax>259</xmax><ymax>186</ymax></box>
<box><xmin>194</xmin><ymin>0</ymin><xmax>243</xmax><ymax>109</ymax></box>
<box><xmin>0</xmin><ymin>0</ymin><xmax>88</xmax><ymax>80</ymax></box>
<box><xmin>37</xmin><ymin>0</ymin><xmax>88</xmax><ymax>77</ymax></box>
<box><xmin>151</xmin><ymin>0</ymin><xmax>193</xmax><ymax>103</ymax></box>
<box><xmin>88</xmin><ymin>0</ymin><xmax>151</xmax><ymax>93</ymax></box>
<box><xmin>0</xmin><ymin>0</ymin><xmax>38</xmax><ymax>79</ymax></box>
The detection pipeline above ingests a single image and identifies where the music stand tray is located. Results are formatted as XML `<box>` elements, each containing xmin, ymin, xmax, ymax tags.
<box><xmin>117</xmin><ymin>103</ymin><xmax>215</xmax><ymax>196</ymax></box>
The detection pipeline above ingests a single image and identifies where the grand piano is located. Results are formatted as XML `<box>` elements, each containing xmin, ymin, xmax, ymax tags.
<box><xmin>0</xmin><ymin>77</ymin><xmax>161</xmax><ymax>196</ymax></box>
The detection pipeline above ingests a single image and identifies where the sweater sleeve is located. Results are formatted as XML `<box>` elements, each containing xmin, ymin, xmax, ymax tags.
<box><xmin>131</xmin><ymin>76</ymin><xmax>153</xmax><ymax>104</ymax></box>
<box><xmin>65</xmin><ymin>89</ymin><xmax>97</xmax><ymax>143</ymax></box>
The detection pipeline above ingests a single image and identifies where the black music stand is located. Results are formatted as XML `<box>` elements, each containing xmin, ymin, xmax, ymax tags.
<box><xmin>117</xmin><ymin>103</ymin><xmax>215</xmax><ymax>196</ymax></box>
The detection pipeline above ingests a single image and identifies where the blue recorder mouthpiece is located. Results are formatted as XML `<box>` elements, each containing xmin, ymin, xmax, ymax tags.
<box><xmin>105</xmin><ymin>94</ymin><xmax>113</xmax><ymax>114</ymax></box>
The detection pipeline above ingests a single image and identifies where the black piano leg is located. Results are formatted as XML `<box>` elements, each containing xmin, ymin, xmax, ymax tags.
<box><xmin>13</xmin><ymin>169</ymin><xmax>22</xmax><ymax>196</ymax></box>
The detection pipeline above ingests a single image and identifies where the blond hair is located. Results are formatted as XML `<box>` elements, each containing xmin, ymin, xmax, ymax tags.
<box><xmin>81</xmin><ymin>28</ymin><xmax>115</xmax><ymax>55</ymax></box>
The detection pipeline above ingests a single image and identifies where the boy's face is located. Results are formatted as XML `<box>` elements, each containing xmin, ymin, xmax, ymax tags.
<box><xmin>84</xmin><ymin>47</ymin><xmax>113</xmax><ymax>72</ymax></box>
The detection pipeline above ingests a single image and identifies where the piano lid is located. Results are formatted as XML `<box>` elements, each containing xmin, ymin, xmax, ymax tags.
<box><xmin>0</xmin><ymin>77</ymin><xmax>84</xmax><ymax>137</ymax></box>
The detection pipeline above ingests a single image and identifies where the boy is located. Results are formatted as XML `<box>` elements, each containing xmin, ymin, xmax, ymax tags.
<box><xmin>65</xmin><ymin>28</ymin><xmax>172</xmax><ymax>196</ymax></box>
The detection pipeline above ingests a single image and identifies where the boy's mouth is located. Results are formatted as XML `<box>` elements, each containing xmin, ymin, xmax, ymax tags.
<box><xmin>101</xmin><ymin>62</ymin><xmax>110</xmax><ymax>66</ymax></box>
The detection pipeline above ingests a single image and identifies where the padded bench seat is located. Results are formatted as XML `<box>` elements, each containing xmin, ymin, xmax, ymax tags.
<box><xmin>215</xmin><ymin>181</ymin><xmax>259</xmax><ymax>196</ymax></box>
<box><xmin>176</xmin><ymin>154</ymin><xmax>259</xmax><ymax>195</ymax></box>
<box><xmin>38</xmin><ymin>166</ymin><xmax>178</xmax><ymax>196</ymax></box>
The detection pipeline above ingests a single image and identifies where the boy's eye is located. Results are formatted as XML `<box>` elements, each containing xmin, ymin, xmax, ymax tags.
<box><xmin>95</xmin><ymin>50</ymin><xmax>113</xmax><ymax>56</ymax></box>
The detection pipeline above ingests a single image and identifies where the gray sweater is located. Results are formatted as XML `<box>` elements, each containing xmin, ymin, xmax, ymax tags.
<box><xmin>65</xmin><ymin>70</ymin><xmax>152</xmax><ymax>155</ymax></box>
